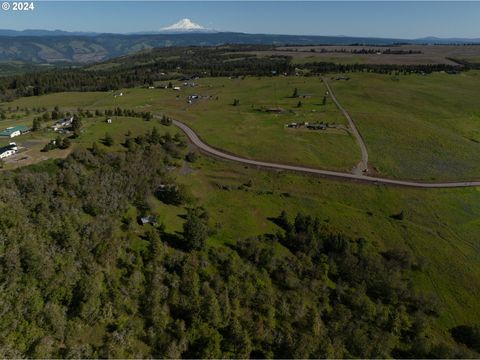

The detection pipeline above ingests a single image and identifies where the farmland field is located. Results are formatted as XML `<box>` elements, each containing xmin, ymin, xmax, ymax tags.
<box><xmin>329</xmin><ymin>70</ymin><xmax>480</xmax><ymax>180</ymax></box>
<box><xmin>266</xmin><ymin>44</ymin><xmax>480</xmax><ymax>65</ymax></box>
<box><xmin>3</xmin><ymin>76</ymin><xmax>361</xmax><ymax>171</ymax></box>
<box><xmin>4</xmin><ymin>72</ymin><xmax>480</xmax><ymax>181</ymax></box>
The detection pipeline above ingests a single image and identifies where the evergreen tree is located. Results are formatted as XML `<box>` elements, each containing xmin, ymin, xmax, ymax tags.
<box><xmin>32</xmin><ymin>118</ymin><xmax>42</xmax><ymax>132</ymax></box>
<box><xmin>182</xmin><ymin>207</ymin><xmax>208</xmax><ymax>251</ymax></box>
<box><xmin>72</xmin><ymin>115</ymin><xmax>82</xmax><ymax>137</ymax></box>
<box><xmin>104</xmin><ymin>132</ymin><xmax>114</xmax><ymax>147</ymax></box>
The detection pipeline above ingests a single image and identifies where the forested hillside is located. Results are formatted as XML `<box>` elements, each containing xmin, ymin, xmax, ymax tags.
<box><xmin>0</xmin><ymin>130</ymin><xmax>477</xmax><ymax>358</ymax></box>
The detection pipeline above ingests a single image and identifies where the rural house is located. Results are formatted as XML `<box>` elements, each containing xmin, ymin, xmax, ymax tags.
<box><xmin>0</xmin><ymin>142</ymin><xmax>18</xmax><ymax>159</ymax></box>
<box><xmin>52</xmin><ymin>117</ymin><xmax>74</xmax><ymax>131</ymax></box>
<box><xmin>139</xmin><ymin>215</ymin><xmax>157</xmax><ymax>226</ymax></box>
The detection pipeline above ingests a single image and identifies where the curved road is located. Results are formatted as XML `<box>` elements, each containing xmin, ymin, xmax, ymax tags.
<box><xmin>322</xmin><ymin>77</ymin><xmax>369</xmax><ymax>174</ymax></box>
<box><xmin>173</xmin><ymin>120</ymin><xmax>480</xmax><ymax>188</ymax></box>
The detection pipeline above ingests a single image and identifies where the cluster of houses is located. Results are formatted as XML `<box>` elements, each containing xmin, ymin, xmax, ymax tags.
<box><xmin>285</xmin><ymin>121</ymin><xmax>334</xmax><ymax>131</ymax></box>
<box><xmin>0</xmin><ymin>142</ymin><xmax>18</xmax><ymax>159</ymax></box>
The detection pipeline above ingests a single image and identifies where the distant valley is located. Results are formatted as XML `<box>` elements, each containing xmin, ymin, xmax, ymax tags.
<box><xmin>0</xmin><ymin>30</ymin><xmax>480</xmax><ymax>64</ymax></box>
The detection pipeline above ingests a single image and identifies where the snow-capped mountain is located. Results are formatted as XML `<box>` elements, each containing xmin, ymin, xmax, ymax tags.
<box><xmin>160</xmin><ymin>18</ymin><xmax>215</xmax><ymax>33</ymax></box>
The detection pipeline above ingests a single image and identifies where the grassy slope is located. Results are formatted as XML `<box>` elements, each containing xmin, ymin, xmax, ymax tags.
<box><xmin>330</xmin><ymin>71</ymin><xmax>480</xmax><ymax>181</ymax></box>
<box><xmin>178</xmin><ymin>154</ymin><xmax>480</xmax><ymax>333</ymax></box>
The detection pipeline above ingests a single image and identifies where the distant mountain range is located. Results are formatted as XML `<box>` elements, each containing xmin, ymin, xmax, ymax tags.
<box><xmin>0</xmin><ymin>26</ymin><xmax>479</xmax><ymax>64</ymax></box>
<box><xmin>0</xmin><ymin>29</ymin><xmax>100</xmax><ymax>37</ymax></box>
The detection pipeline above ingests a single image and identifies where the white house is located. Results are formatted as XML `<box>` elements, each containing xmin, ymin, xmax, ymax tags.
<box><xmin>52</xmin><ymin>117</ymin><xmax>74</xmax><ymax>131</ymax></box>
<box><xmin>0</xmin><ymin>143</ymin><xmax>18</xmax><ymax>159</ymax></box>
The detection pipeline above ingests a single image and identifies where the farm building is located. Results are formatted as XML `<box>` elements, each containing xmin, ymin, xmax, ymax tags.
<box><xmin>307</xmin><ymin>123</ymin><xmax>327</xmax><ymax>130</ymax></box>
<box><xmin>0</xmin><ymin>125</ymin><xmax>30</xmax><ymax>138</ymax></box>
<box><xmin>0</xmin><ymin>142</ymin><xmax>18</xmax><ymax>159</ymax></box>
<box><xmin>139</xmin><ymin>215</ymin><xmax>157</xmax><ymax>226</ymax></box>
<box><xmin>266</xmin><ymin>107</ymin><xmax>284</xmax><ymax>113</ymax></box>
<box><xmin>187</xmin><ymin>94</ymin><xmax>200</xmax><ymax>103</ymax></box>
<box><xmin>52</xmin><ymin>117</ymin><xmax>73</xmax><ymax>131</ymax></box>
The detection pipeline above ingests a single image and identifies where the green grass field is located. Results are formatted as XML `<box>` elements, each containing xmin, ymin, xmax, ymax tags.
<box><xmin>2</xmin><ymin>76</ymin><xmax>360</xmax><ymax>171</ymax></box>
<box><xmin>330</xmin><ymin>71</ymin><xmax>480</xmax><ymax>180</ymax></box>
<box><xmin>175</xmin><ymin>153</ymin><xmax>480</xmax><ymax>334</ymax></box>
<box><xmin>5</xmin><ymin>72</ymin><xmax>480</xmax><ymax>181</ymax></box>
<box><xmin>291</xmin><ymin>55</ymin><xmax>367</xmax><ymax>65</ymax></box>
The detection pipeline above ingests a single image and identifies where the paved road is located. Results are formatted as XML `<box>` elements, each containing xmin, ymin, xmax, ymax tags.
<box><xmin>173</xmin><ymin>119</ymin><xmax>480</xmax><ymax>188</ymax></box>
<box><xmin>322</xmin><ymin>77</ymin><xmax>369</xmax><ymax>174</ymax></box>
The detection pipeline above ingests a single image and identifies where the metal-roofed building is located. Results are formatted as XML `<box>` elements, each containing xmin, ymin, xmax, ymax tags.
<box><xmin>0</xmin><ymin>125</ymin><xmax>30</xmax><ymax>138</ymax></box>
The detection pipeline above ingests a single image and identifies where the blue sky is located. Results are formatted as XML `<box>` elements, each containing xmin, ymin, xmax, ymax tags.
<box><xmin>0</xmin><ymin>1</ymin><xmax>479</xmax><ymax>38</ymax></box>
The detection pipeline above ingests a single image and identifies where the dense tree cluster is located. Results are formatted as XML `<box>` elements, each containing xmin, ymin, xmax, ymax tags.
<box><xmin>299</xmin><ymin>47</ymin><xmax>423</xmax><ymax>55</ymax></box>
<box><xmin>304</xmin><ymin>61</ymin><xmax>461</xmax><ymax>75</ymax></box>
<box><xmin>0</xmin><ymin>131</ymin><xmax>476</xmax><ymax>357</ymax></box>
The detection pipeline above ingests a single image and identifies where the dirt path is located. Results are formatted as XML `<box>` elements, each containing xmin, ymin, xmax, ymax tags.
<box><xmin>172</xmin><ymin>119</ymin><xmax>480</xmax><ymax>188</ymax></box>
<box><xmin>322</xmin><ymin>77</ymin><xmax>369</xmax><ymax>175</ymax></box>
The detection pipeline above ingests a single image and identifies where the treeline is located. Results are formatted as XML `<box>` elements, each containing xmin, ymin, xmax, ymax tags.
<box><xmin>303</xmin><ymin>47</ymin><xmax>422</xmax><ymax>54</ymax></box>
<box><xmin>0</xmin><ymin>129</ymin><xmax>477</xmax><ymax>357</ymax></box>
<box><xmin>304</xmin><ymin>61</ymin><xmax>461</xmax><ymax>75</ymax></box>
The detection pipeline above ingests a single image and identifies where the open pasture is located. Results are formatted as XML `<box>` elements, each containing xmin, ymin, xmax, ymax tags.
<box><xmin>3</xmin><ymin>71</ymin><xmax>480</xmax><ymax>181</ymax></box>
<box><xmin>3</xmin><ymin>76</ymin><xmax>361</xmax><ymax>171</ymax></box>
<box><xmin>329</xmin><ymin>70</ymin><xmax>480</xmax><ymax>180</ymax></box>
